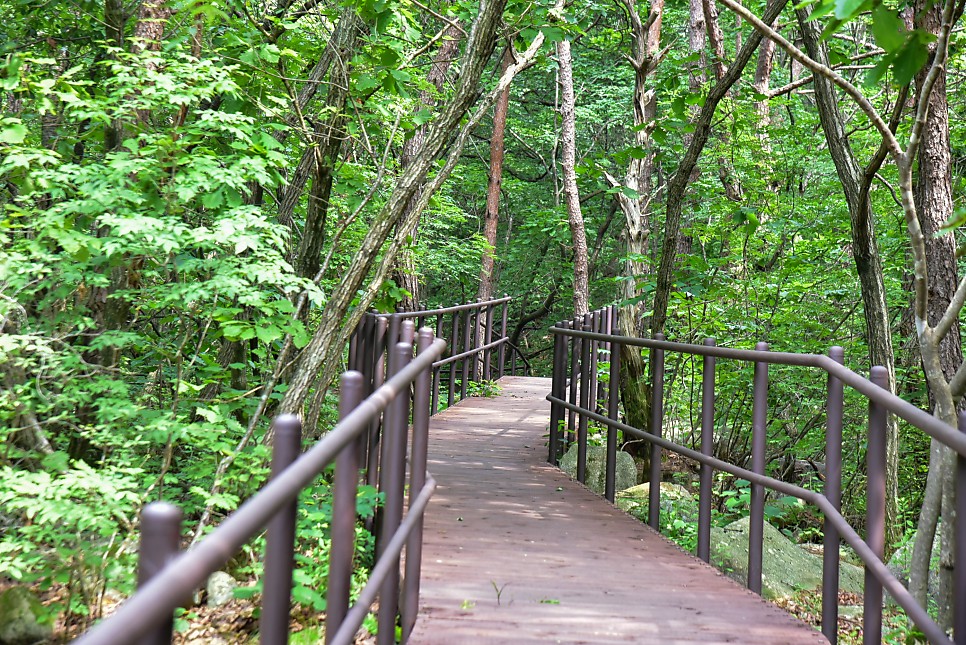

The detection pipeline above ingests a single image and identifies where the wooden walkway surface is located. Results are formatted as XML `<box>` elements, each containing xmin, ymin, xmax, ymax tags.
<box><xmin>408</xmin><ymin>376</ymin><xmax>827</xmax><ymax>644</ymax></box>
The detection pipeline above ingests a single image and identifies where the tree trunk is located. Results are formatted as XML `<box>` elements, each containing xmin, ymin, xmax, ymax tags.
<box><xmin>909</xmin><ymin>0</ymin><xmax>960</xmax><ymax>624</ymax></box>
<box><xmin>609</xmin><ymin>0</ymin><xmax>664</xmax><ymax>435</ymax></box>
<box><xmin>278</xmin><ymin>0</ymin><xmax>508</xmax><ymax>416</ymax></box>
<box><xmin>650</xmin><ymin>0</ymin><xmax>787</xmax><ymax>337</ymax></box>
<box><xmin>557</xmin><ymin>38</ymin><xmax>589</xmax><ymax>317</ymax></box>
<box><xmin>796</xmin><ymin>8</ymin><xmax>901</xmax><ymax>553</ymax></box>
<box><xmin>477</xmin><ymin>46</ymin><xmax>513</xmax><ymax>304</ymax></box>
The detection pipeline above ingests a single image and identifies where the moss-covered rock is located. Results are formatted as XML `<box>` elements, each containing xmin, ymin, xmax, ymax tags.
<box><xmin>0</xmin><ymin>586</ymin><xmax>53</xmax><ymax>645</ymax></box>
<box><xmin>616</xmin><ymin>482</ymin><xmax>699</xmax><ymax>524</ymax></box>
<box><xmin>710</xmin><ymin>516</ymin><xmax>864</xmax><ymax>600</ymax></box>
<box><xmin>558</xmin><ymin>444</ymin><xmax>637</xmax><ymax>496</ymax></box>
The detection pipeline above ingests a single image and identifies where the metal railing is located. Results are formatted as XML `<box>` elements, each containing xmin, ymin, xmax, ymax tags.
<box><xmin>75</xmin><ymin>324</ymin><xmax>444</xmax><ymax>645</ymax></box>
<box><xmin>349</xmin><ymin>297</ymin><xmax>527</xmax><ymax>418</ymax></box>
<box><xmin>548</xmin><ymin>305</ymin><xmax>966</xmax><ymax>645</ymax></box>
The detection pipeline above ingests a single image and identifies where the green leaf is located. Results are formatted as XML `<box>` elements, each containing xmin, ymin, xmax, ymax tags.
<box><xmin>892</xmin><ymin>32</ymin><xmax>934</xmax><ymax>86</ymax></box>
<box><xmin>0</xmin><ymin>120</ymin><xmax>27</xmax><ymax>144</ymax></box>
<box><xmin>864</xmin><ymin>54</ymin><xmax>894</xmax><ymax>86</ymax></box>
<box><xmin>833</xmin><ymin>0</ymin><xmax>866</xmax><ymax>20</ymax></box>
<box><xmin>871</xmin><ymin>5</ymin><xmax>906</xmax><ymax>53</ymax></box>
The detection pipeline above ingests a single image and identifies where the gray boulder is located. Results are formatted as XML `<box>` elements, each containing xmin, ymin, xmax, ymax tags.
<box><xmin>616</xmin><ymin>482</ymin><xmax>699</xmax><ymax>524</ymax></box>
<box><xmin>710</xmin><ymin>516</ymin><xmax>864</xmax><ymax>600</ymax></box>
<box><xmin>886</xmin><ymin>529</ymin><xmax>940</xmax><ymax>607</ymax></box>
<box><xmin>559</xmin><ymin>444</ymin><xmax>637</xmax><ymax>496</ymax></box>
<box><xmin>0</xmin><ymin>586</ymin><xmax>53</xmax><ymax>645</ymax></box>
<box><xmin>206</xmin><ymin>571</ymin><xmax>238</xmax><ymax>607</ymax></box>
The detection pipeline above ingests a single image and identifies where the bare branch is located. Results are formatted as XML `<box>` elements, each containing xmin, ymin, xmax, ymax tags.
<box><xmin>935</xmin><ymin>274</ymin><xmax>966</xmax><ymax>342</ymax></box>
<box><xmin>718</xmin><ymin>0</ymin><xmax>901</xmax><ymax>157</ymax></box>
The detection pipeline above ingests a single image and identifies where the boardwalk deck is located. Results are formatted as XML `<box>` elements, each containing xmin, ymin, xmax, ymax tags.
<box><xmin>408</xmin><ymin>376</ymin><xmax>827</xmax><ymax>644</ymax></box>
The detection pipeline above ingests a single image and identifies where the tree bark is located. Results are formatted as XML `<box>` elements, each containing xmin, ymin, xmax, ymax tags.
<box><xmin>477</xmin><ymin>46</ymin><xmax>513</xmax><ymax>304</ymax></box>
<box><xmin>557</xmin><ymin>38</ymin><xmax>590</xmax><ymax>317</ymax></box>
<box><xmin>909</xmin><ymin>0</ymin><xmax>960</xmax><ymax>624</ymax></box>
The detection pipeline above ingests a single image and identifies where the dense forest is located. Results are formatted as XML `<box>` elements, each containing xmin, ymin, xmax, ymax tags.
<box><xmin>3</xmin><ymin>0</ymin><xmax>966</xmax><ymax>640</ymax></box>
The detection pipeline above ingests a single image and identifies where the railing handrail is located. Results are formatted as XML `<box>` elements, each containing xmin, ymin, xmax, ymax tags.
<box><xmin>374</xmin><ymin>296</ymin><xmax>512</xmax><ymax>319</ymax></box>
<box><xmin>548</xmin><ymin>305</ymin><xmax>963</xmax><ymax>645</ymax></box>
<box><xmin>75</xmin><ymin>336</ymin><xmax>447</xmax><ymax>645</ymax></box>
<box><xmin>551</xmin><ymin>325</ymin><xmax>966</xmax><ymax>456</ymax></box>
<box><xmin>545</xmin><ymin>393</ymin><xmax>947</xmax><ymax>643</ymax></box>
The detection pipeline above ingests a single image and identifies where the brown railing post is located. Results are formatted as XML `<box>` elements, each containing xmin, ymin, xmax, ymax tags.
<box><xmin>461</xmin><ymin>308</ymin><xmax>472</xmax><ymax>400</ymax></box>
<box><xmin>605</xmin><ymin>334</ymin><xmax>621</xmax><ymax>502</ymax></box>
<box><xmin>822</xmin><ymin>346</ymin><xmax>844</xmax><ymax>644</ymax></box>
<box><xmin>483</xmin><ymin>303</ymin><xmax>494</xmax><ymax>381</ymax></box>
<box><xmin>431</xmin><ymin>315</ymin><xmax>444</xmax><ymax>415</ymax></box>
<box><xmin>589</xmin><ymin>310</ymin><xmax>600</xmax><ymax>414</ymax></box>
<box><xmin>325</xmin><ymin>373</ymin><xmax>364</xmax><ymax>645</ymax></box>
<box><xmin>956</xmin><ymin>411</ymin><xmax>966</xmax><ymax>643</ymax></box>
<box><xmin>568</xmin><ymin>320</ymin><xmax>580</xmax><ymax>444</ymax></box>
<box><xmin>387</xmin><ymin>314</ymin><xmax>401</xmax><ymax>349</ymax></box>
<box><xmin>697</xmin><ymin>338</ymin><xmax>715</xmax><ymax>563</ymax></box>
<box><xmin>260</xmin><ymin>415</ymin><xmax>302</xmax><ymax>645</ymax></box>
<box><xmin>448</xmin><ymin>309</ymin><xmax>459</xmax><ymax>408</ymax></box>
<box><xmin>577</xmin><ymin>313</ymin><xmax>592</xmax><ymax>484</ymax></box>
<box><xmin>549</xmin><ymin>323</ymin><xmax>566</xmax><ymax>465</ymax></box>
<box><xmin>863</xmin><ymin>365</ymin><xmax>888</xmax><ymax>645</ymax></box>
<box><xmin>377</xmin><ymin>340</ymin><xmax>413</xmax><ymax>645</ymax></box>
<box><xmin>498</xmin><ymin>297</ymin><xmax>508</xmax><ymax>378</ymax></box>
<box><xmin>648</xmin><ymin>333</ymin><xmax>665</xmax><ymax>531</ymax></box>
<box><xmin>137</xmin><ymin>502</ymin><xmax>182</xmax><ymax>645</ymax></box>
<box><xmin>357</xmin><ymin>315</ymin><xmax>374</xmax><ymax>464</ymax></box>
<box><xmin>748</xmin><ymin>341</ymin><xmax>769</xmax><ymax>595</ymax></box>
<box><xmin>366</xmin><ymin>317</ymin><xmax>389</xmax><ymax>490</ymax></box>
<box><xmin>401</xmin><ymin>328</ymin><xmax>435</xmax><ymax>641</ymax></box>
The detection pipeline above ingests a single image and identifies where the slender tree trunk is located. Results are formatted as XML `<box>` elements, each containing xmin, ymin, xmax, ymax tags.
<box><xmin>477</xmin><ymin>46</ymin><xmax>513</xmax><ymax>304</ymax></box>
<box><xmin>557</xmin><ymin>38</ymin><xmax>589</xmax><ymax>316</ymax></box>
<box><xmin>703</xmin><ymin>0</ymin><xmax>728</xmax><ymax>80</ymax></box>
<box><xmin>651</xmin><ymin>0</ymin><xmax>787</xmax><ymax>337</ymax></box>
<box><xmin>752</xmin><ymin>35</ymin><xmax>775</xmax><ymax>141</ymax></box>
<box><xmin>397</xmin><ymin>24</ymin><xmax>462</xmax><ymax>310</ymax></box>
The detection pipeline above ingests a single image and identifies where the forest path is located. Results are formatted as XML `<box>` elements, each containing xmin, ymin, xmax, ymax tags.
<box><xmin>408</xmin><ymin>376</ymin><xmax>826</xmax><ymax>644</ymax></box>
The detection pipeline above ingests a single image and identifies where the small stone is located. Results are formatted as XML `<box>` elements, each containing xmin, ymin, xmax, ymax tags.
<box><xmin>206</xmin><ymin>571</ymin><xmax>238</xmax><ymax>607</ymax></box>
<box><xmin>0</xmin><ymin>586</ymin><xmax>53</xmax><ymax>645</ymax></box>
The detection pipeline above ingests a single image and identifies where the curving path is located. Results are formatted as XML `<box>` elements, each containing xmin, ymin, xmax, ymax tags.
<box><xmin>408</xmin><ymin>376</ymin><xmax>827</xmax><ymax>644</ymax></box>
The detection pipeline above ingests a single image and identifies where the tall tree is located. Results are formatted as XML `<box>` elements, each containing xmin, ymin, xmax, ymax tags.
<box><xmin>478</xmin><ymin>47</ymin><xmax>514</xmax><ymax>304</ymax></box>
<box><xmin>557</xmin><ymin>37</ymin><xmax>590</xmax><ymax>316</ymax></box>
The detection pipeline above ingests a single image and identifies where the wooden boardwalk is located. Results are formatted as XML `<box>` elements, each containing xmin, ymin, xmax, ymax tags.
<box><xmin>409</xmin><ymin>377</ymin><xmax>826</xmax><ymax>644</ymax></box>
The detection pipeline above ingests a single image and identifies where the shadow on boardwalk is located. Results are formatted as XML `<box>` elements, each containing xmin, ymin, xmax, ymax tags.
<box><xmin>409</xmin><ymin>376</ymin><xmax>827</xmax><ymax>645</ymax></box>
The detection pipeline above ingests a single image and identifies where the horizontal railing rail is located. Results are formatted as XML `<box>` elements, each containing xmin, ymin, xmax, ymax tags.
<box><xmin>348</xmin><ymin>298</ymin><xmax>524</xmax><ymax>422</ymax></box>
<box><xmin>548</xmin><ymin>305</ymin><xmax>966</xmax><ymax>645</ymax></box>
<box><xmin>75</xmin><ymin>325</ymin><xmax>446</xmax><ymax>645</ymax></box>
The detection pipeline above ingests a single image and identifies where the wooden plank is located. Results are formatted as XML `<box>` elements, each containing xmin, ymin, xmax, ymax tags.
<box><xmin>408</xmin><ymin>377</ymin><xmax>827</xmax><ymax>644</ymax></box>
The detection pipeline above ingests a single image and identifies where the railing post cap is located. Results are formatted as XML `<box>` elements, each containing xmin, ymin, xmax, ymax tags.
<box><xmin>870</xmin><ymin>365</ymin><xmax>888</xmax><ymax>384</ymax></box>
<box><xmin>272</xmin><ymin>413</ymin><xmax>302</xmax><ymax>431</ymax></box>
<box><xmin>141</xmin><ymin>501</ymin><xmax>183</xmax><ymax>522</ymax></box>
<box><xmin>704</xmin><ymin>337</ymin><xmax>716</xmax><ymax>346</ymax></box>
<box><xmin>755</xmin><ymin>341</ymin><xmax>769</xmax><ymax>351</ymax></box>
